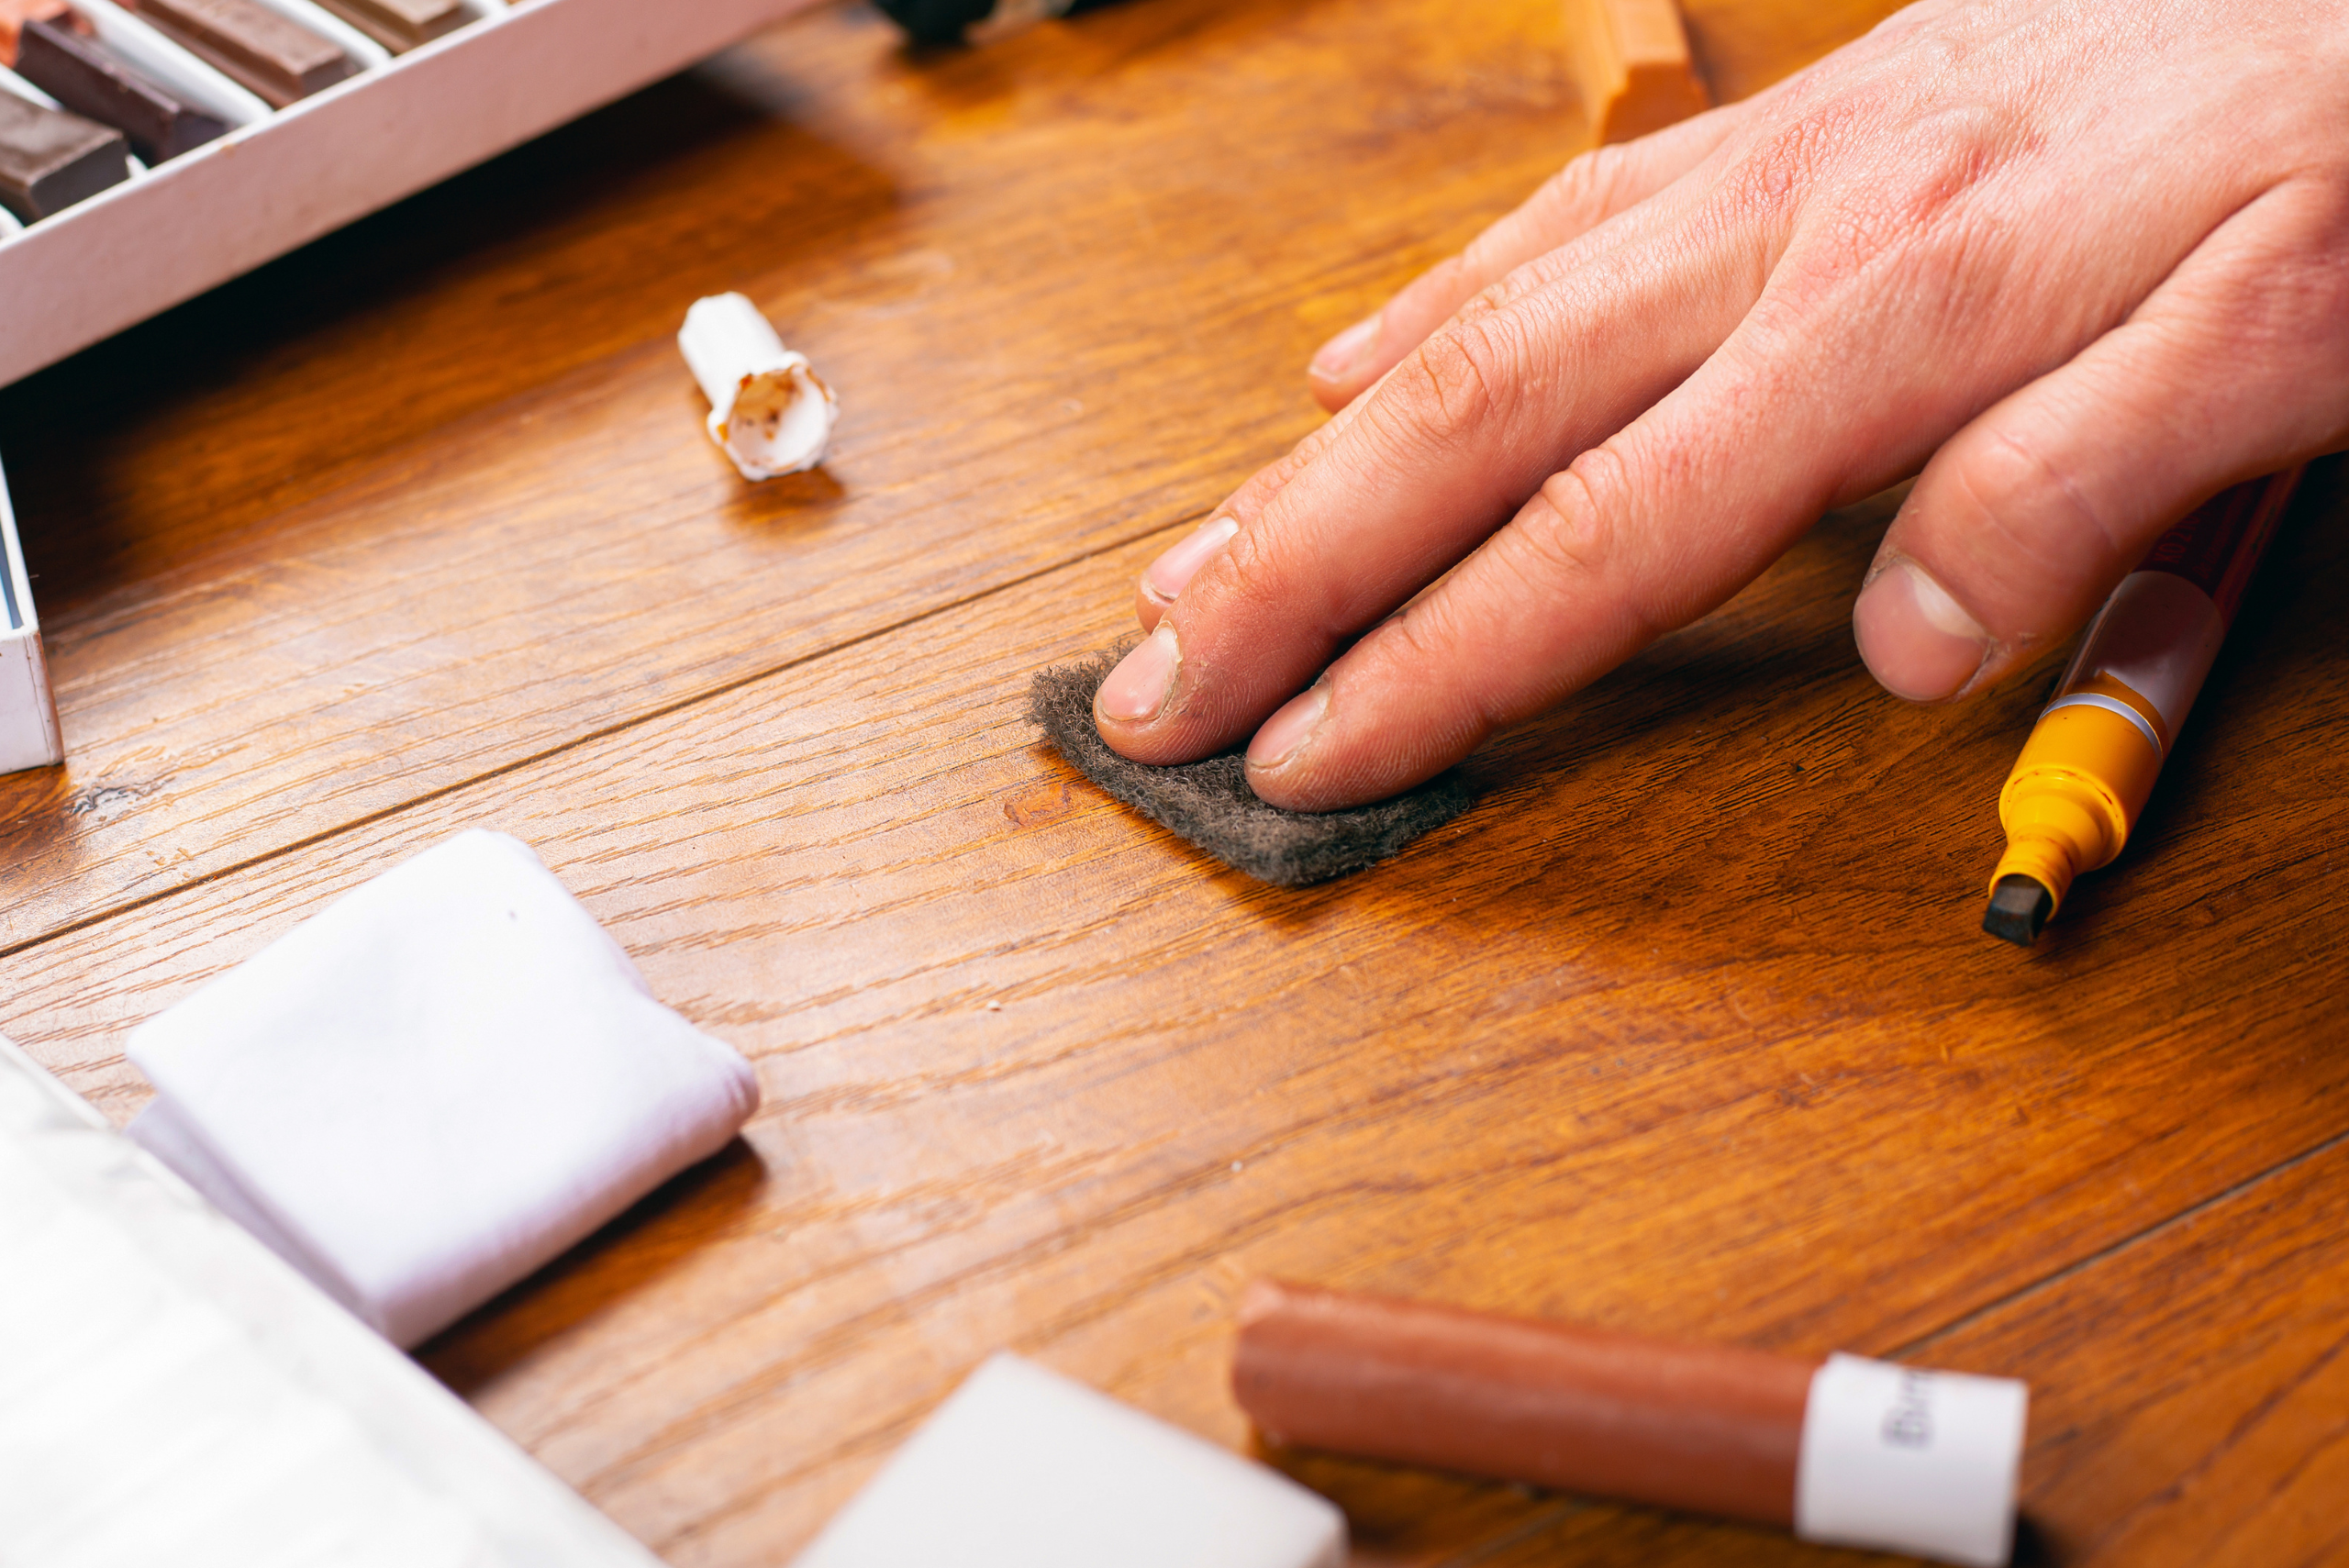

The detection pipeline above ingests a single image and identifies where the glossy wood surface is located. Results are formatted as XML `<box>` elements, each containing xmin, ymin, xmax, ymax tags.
<box><xmin>6</xmin><ymin>2</ymin><xmax>2346</xmax><ymax>1564</ymax></box>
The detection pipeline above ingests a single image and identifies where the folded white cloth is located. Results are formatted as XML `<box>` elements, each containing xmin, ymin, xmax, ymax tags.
<box><xmin>790</xmin><ymin>1354</ymin><xmax>1347</xmax><ymax>1568</ymax></box>
<box><xmin>126</xmin><ymin>829</ymin><xmax>760</xmax><ymax>1348</ymax></box>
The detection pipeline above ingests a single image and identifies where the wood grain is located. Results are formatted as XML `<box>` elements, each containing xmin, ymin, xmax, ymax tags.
<box><xmin>11</xmin><ymin>476</ymin><xmax>2349</xmax><ymax>1562</ymax></box>
<box><xmin>1455</xmin><ymin>1131</ymin><xmax>2349</xmax><ymax>1567</ymax></box>
<box><xmin>0</xmin><ymin>0</ymin><xmax>1591</xmax><ymax>949</ymax></box>
<box><xmin>3</xmin><ymin>1</ymin><xmax>2342</xmax><ymax>1565</ymax></box>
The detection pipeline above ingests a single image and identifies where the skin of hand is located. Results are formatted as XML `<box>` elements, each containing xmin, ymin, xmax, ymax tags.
<box><xmin>1093</xmin><ymin>0</ymin><xmax>2349</xmax><ymax>810</ymax></box>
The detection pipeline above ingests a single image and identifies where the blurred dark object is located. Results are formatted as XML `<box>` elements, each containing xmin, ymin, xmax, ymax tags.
<box><xmin>874</xmin><ymin>0</ymin><xmax>1126</xmax><ymax>48</ymax></box>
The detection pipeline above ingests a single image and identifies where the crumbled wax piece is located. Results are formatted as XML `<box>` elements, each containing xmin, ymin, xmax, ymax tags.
<box><xmin>677</xmin><ymin>291</ymin><xmax>838</xmax><ymax>482</ymax></box>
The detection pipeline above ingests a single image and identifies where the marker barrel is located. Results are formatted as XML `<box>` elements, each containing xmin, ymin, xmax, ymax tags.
<box><xmin>1232</xmin><ymin>1280</ymin><xmax>2027</xmax><ymax>1567</ymax></box>
<box><xmin>1989</xmin><ymin>469</ymin><xmax>2302</xmax><ymax>927</ymax></box>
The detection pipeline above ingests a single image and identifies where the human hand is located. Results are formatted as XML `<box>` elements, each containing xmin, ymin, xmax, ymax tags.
<box><xmin>1093</xmin><ymin>0</ymin><xmax>2349</xmax><ymax>809</ymax></box>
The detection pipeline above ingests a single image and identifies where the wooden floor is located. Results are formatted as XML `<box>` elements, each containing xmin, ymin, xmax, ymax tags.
<box><xmin>6</xmin><ymin>1</ymin><xmax>2347</xmax><ymax>1563</ymax></box>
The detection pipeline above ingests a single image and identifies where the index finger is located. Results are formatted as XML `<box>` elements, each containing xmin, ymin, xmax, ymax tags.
<box><xmin>1094</xmin><ymin>168</ymin><xmax>1775</xmax><ymax>764</ymax></box>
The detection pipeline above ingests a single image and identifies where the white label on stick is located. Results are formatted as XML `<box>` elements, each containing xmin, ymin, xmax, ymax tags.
<box><xmin>1795</xmin><ymin>1352</ymin><xmax>2028</xmax><ymax>1567</ymax></box>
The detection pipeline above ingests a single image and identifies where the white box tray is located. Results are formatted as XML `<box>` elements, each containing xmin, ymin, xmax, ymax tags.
<box><xmin>0</xmin><ymin>0</ymin><xmax>823</xmax><ymax>389</ymax></box>
<box><xmin>0</xmin><ymin>0</ymin><xmax>824</xmax><ymax>772</ymax></box>
<box><xmin>0</xmin><ymin>455</ymin><xmax>62</xmax><ymax>773</ymax></box>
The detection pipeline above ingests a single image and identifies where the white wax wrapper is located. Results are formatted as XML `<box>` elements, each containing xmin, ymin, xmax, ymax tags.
<box><xmin>678</xmin><ymin>291</ymin><xmax>838</xmax><ymax>480</ymax></box>
<box><xmin>790</xmin><ymin>1354</ymin><xmax>1347</xmax><ymax>1568</ymax></box>
<box><xmin>124</xmin><ymin>829</ymin><xmax>762</xmax><ymax>1348</ymax></box>
<box><xmin>1797</xmin><ymin>1352</ymin><xmax>2029</xmax><ymax>1566</ymax></box>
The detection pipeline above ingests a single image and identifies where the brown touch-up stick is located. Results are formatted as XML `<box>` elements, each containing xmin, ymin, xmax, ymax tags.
<box><xmin>0</xmin><ymin>0</ymin><xmax>69</xmax><ymax>65</ymax></box>
<box><xmin>1232</xmin><ymin>1280</ymin><xmax>2030</xmax><ymax>1568</ymax></box>
<box><xmin>17</xmin><ymin>17</ymin><xmax>229</xmax><ymax>161</ymax></box>
<box><xmin>311</xmin><ymin>0</ymin><xmax>459</xmax><ymax>54</ymax></box>
<box><xmin>1563</xmin><ymin>0</ymin><xmax>1710</xmax><ymax>145</ymax></box>
<box><xmin>136</xmin><ymin>0</ymin><xmax>354</xmax><ymax>108</ymax></box>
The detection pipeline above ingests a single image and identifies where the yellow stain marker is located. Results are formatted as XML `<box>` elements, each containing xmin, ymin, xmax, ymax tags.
<box><xmin>1984</xmin><ymin>468</ymin><xmax>2305</xmax><ymax>945</ymax></box>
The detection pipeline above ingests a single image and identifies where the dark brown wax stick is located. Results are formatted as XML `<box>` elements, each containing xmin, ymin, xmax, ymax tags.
<box><xmin>312</xmin><ymin>0</ymin><xmax>459</xmax><ymax>53</ymax></box>
<box><xmin>17</xmin><ymin>17</ymin><xmax>228</xmax><ymax>162</ymax></box>
<box><xmin>0</xmin><ymin>89</ymin><xmax>128</xmax><ymax>221</ymax></box>
<box><xmin>139</xmin><ymin>0</ymin><xmax>354</xmax><ymax>107</ymax></box>
<box><xmin>1232</xmin><ymin>1279</ymin><xmax>1813</xmax><ymax>1526</ymax></box>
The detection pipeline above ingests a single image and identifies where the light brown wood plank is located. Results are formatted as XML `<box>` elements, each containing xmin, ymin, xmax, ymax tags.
<box><xmin>9</xmin><ymin>2</ymin><xmax>2336</xmax><ymax>1564</ymax></box>
<box><xmin>7</xmin><ymin>459</ymin><xmax>2346</xmax><ymax>1563</ymax></box>
<box><xmin>0</xmin><ymin>0</ymin><xmax>1596</xmax><ymax>949</ymax></box>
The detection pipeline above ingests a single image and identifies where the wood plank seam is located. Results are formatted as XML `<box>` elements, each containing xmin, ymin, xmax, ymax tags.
<box><xmin>1893</xmin><ymin>1118</ymin><xmax>2349</xmax><ymax>1363</ymax></box>
<box><xmin>0</xmin><ymin>507</ymin><xmax>1218</xmax><ymax>965</ymax></box>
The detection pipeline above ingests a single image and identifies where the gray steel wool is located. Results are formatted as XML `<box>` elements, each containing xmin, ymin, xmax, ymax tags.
<box><xmin>1026</xmin><ymin>651</ymin><xmax>1474</xmax><ymax>887</ymax></box>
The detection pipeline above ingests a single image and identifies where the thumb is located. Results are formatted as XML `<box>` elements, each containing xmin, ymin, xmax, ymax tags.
<box><xmin>1854</xmin><ymin>181</ymin><xmax>2349</xmax><ymax>701</ymax></box>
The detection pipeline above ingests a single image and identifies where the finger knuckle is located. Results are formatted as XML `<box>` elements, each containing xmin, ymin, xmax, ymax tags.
<box><xmin>1364</xmin><ymin>605</ymin><xmax>1498</xmax><ymax>751</ymax></box>
<box><xmin>1488</xmin><ymin>457</ymin><xmax>1667</xmax><ymax>646</ymax></box>
<box><xmin>1531</xmin><ymin>144</ymin><xmax>1633</xmax><ymax>228</ymax></box>
<box><xmin>1384</xmin><ymin>313</ymin><xmax>1526</xmax><ymax>450</ymax></box>
<box><xmin>2230</xmin><ymin>181</ymin><xmax>2349</xmax><ymax>351</ymax></box>
<box><xmin>1214</xmin><ymin>513</ymin><xmax>1276</xmax><ymax>594</ymax></box>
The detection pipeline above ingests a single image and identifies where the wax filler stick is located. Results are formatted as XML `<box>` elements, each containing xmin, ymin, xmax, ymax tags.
<box><xmin>0</xmin><ymin>79</ymin><xmax>123</xmax><ymax>218</ymax></box>
<box><xmin>1566</xmin><ymin>0</ymin><xmax>1710</xmax><ymax>144</ymax></box>
<box><xmin>17</xmin><ymin>17</ymin><xmax>229</xmax><ymax>161</ymax></box>
<box><xmin>1982</xmin><ymin>468</ymin><xmax>2302</xmax><ymax>945</ymax></box>
<box><xmin>137</xmin><ymin>0</ymin><xmax>353</xmax><ymax>108</ymax></box>
<box><xmin>789</xmin><ymin>1353</ymin><xmax>1346</xmax><ymax>1568</ymax></box>
<box><xmin>312</xmin><ymin>0</ymin><xmax>457</xmax><ymax>53</ymax></box>
<box><xmin>1234</xmin><ymin>1280</ymin><xmax>2029</xmax><ymax>1568</ymax></box>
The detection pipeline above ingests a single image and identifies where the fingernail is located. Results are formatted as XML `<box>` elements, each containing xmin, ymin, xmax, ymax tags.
<box><xmin>1247</xmin><ymin>684</ymin><xmax>1328</xmax><ymax>771</ymax></box>
<box><xmin>1309</xmin><ymin>313</ymin><xmax>1380</xmax><ymax>383</ymax></box>
<box><xmin>1097</xmin><ymin>624</ymin><xmax>1180</xmax><ymax>723</ymax></box>
<box><xmin>1142</xmin><ymin>516</ymin><xmax>1239</xmax><ymax>606</ymax></box>
<box><xmin>1853</xmin><ymin>557</ymin><xmax>1990</xmax><ymax>702</ymax></box>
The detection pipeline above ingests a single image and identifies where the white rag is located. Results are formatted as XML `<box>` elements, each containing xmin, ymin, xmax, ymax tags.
<box><xmin>126</xmin><ymin>829</ymin><xmax>761</xmax><ymax>1348</ymax></box>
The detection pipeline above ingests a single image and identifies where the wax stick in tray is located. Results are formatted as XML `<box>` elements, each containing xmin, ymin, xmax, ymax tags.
<box><xmin>1981</xmin><ymin>468</ymin><xmax>2304</xmax><ymax>944</ymax></box>
<box><xmin>1234</xmin><ymin>1281</ymin><xmax>2029</xmax><ymax>1568</ymax></box>
<box><xmin>0</xmin><ymin>74</ymin><xmax>125</xmax><ymax>219</ymax></box>
<box><xmin>313</xmin><ymin>0</ymin><xmax>458</xmax><ymax>53</ymax></box>
<box><xmin>129</xmin><ymin>0</ymin><xmax>351</xmax><ymax>107</ymax></box>
<box><xmin>17</xmin><ymin>16</ymin><xmax>227</xmax><ymax>160</ymax></box>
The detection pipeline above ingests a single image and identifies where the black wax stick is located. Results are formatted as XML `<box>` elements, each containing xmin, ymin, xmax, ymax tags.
<box><xmin>0</xmin><ymin>89</ymin><xmax>128</xmax><ymax>222</ymax></box>
<box><xmin>17</xmin><ymin>17</ymin><xmax>228</xmax><ymax>163</ymax></box>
